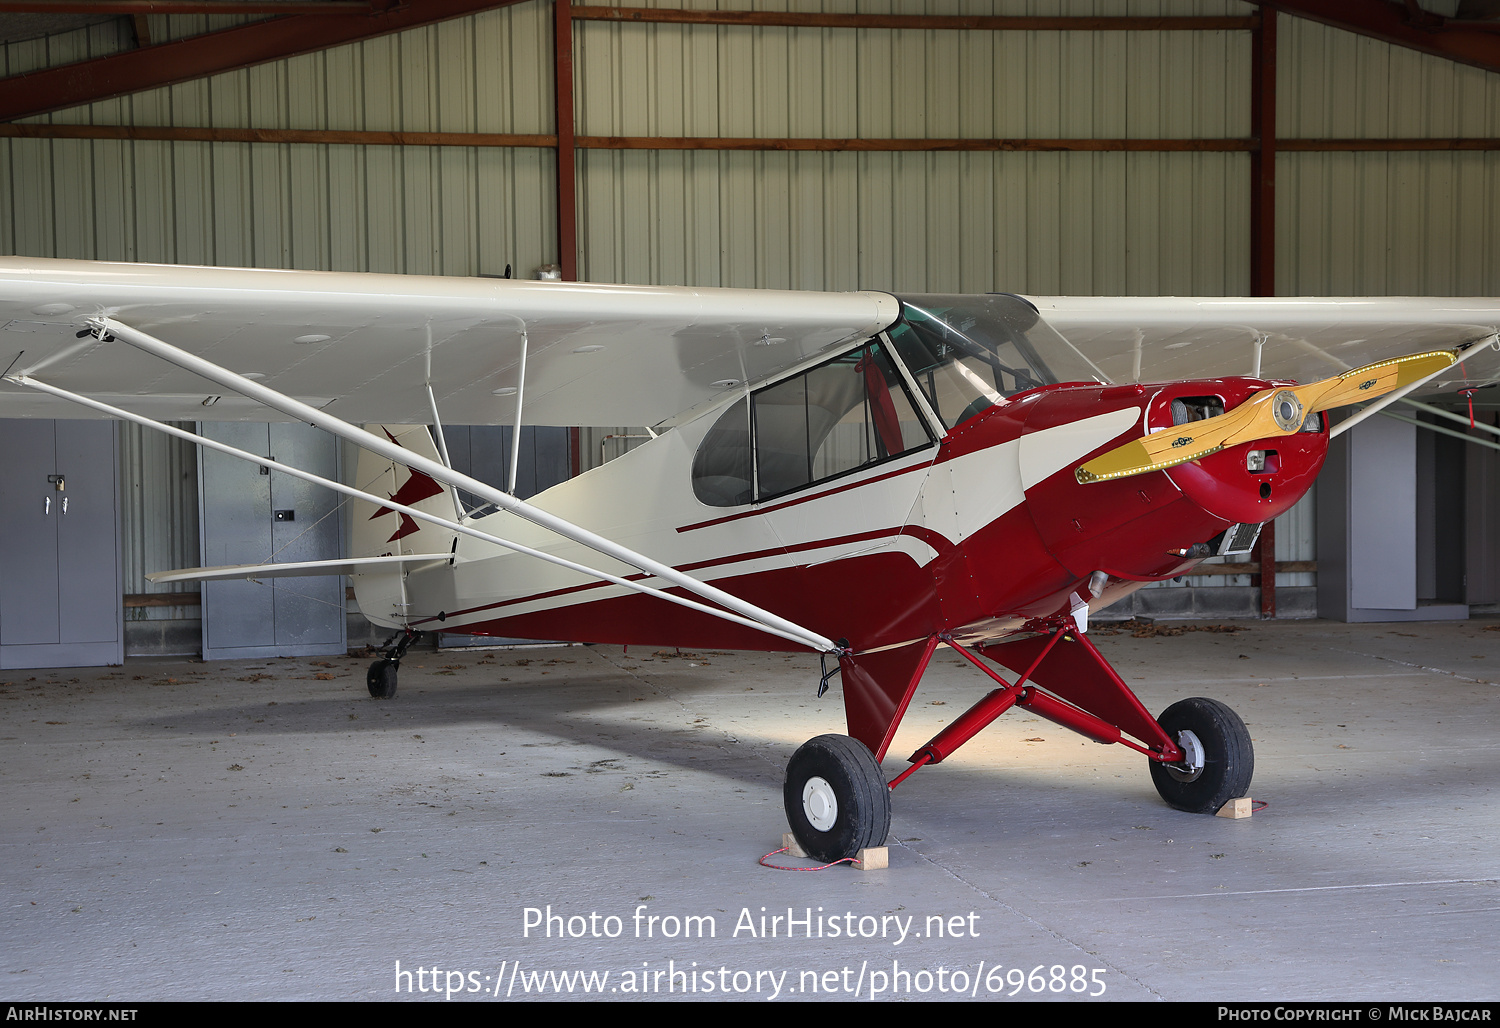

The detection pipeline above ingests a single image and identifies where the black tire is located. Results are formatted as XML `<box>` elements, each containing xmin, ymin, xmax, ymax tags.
<box><xmin>367</xmin><ymin>659</ymin><xmax>398</xmax><ymax>699</ymax></box>
<box><xmin>783</xmin><ymin>734</ymin><xmax>891</xmax><ymax>862</ymax></box>
<box><xmin>1149</xmin><ymin>697</ymin><xmax>1253</xmax><ymax>814</ymax></box>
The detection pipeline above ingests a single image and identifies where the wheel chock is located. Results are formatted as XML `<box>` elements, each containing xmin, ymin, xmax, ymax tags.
<box><xmin>780</xmin><ymin>833</ymin><xmax>888</xmax><ymax>869</ymax></box>
<box><xmin>1216</xmin><ymin>796</ymin><xmax>1253</xmax><ymax>819</ymax></box>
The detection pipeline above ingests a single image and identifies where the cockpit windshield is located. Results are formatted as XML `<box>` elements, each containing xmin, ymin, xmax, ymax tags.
<box><xmin>886</xmin><ymin>294</ymin><xmax>1108</xmax><ymax>429</ymax></box>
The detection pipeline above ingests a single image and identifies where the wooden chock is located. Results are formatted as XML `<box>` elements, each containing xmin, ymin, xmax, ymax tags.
<box><xmin>780</xmin><ymin>834</ymin><xmax>888</xmax><ymax>868</ymax></box>
<box><xmin>1216</xmin><ymin>797</ymin><xmax>1253</xmax><ymax>819</ymax></box>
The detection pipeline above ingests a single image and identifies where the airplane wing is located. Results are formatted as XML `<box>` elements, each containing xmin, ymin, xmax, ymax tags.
<box><xmin>0</xmin><ymin>257</ymin><xmax>900</xmax><ymax>427</ymax></box>
<box><xmin>1</xmin><ymin>257</ymin><xmax>1496</xmax><ymax>430</ymax></box>
<box><xmin>1027</xmin><ymin>295</ymin><xmax>1500</xmax><ymax>394</ymax></box>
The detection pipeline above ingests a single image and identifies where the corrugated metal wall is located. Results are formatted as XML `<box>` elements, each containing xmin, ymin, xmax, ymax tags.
<box><xmin>574</xmin><ymin>3</ymin><xmax>1251</xmax><ymax>292</ymax></box>
<box><xmin>9</xmin><ymin>2</ymin><xmax>1499</xmax><ymax>293</ymax></box>
<box><xmin>1279</xmin><ymin>17</ymin><xmax>1500</xmax><ymax>296</ymax></box>
<box><xmin>118</xmin><ymin>422</ymin><xmax>199</xmax><ymax>613</ymax></box>
<box><xmin>4</xmin><ymin>0</ymin><xmax>1500</xmax><ymax>630</ymax></box>
<box><xmin>6</xmin><ymin>3</ymin><xmax>1499</xmax><ymax>294</ymax></box>
<box><xmin>577</xmin><ymin>148</ymin><xmax>1249</xmax><ymax>293</ymax></box>
<box><xmin>3</xmin><ymin>6</ymin><xmax>557</xmax><ymax>275</ymax></box>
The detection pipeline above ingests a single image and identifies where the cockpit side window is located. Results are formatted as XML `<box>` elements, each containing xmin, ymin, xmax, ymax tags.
<box><xmin>690</xmin><ymin>341</ymin><xmax>933</xmax><ymax>508</ymax></box>
<box><xmin>886</xmin><ymin>294</ymin><xmax>1106</xmax><ymax>431</ymax></box>
<box><xmin>887</xmin><ymin>318</ymin><xmax>1002</xmax><ymax>429</ymax></box>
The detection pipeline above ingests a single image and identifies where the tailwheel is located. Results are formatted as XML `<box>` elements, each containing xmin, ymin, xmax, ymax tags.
<box><xmin>783</xmin><ymin>734</ymin><xmax>890</xmax><ymax>862</ymax></box>
<box><xmin>367</xmin><ymin>630</ymin><xmax>418</xmax><ymax>699</ymax></box>
<box><xmin>367</xmin><ymin>659</ymin><xmax>398</xmax><ymax>699</ymax></box>
<box><xmin>1149</xmin><ymin>697</ymin><xmax>1254</xmax><ymax>814</ymax></box>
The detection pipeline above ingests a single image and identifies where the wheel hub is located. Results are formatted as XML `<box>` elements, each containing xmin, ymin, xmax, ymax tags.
<box><xmin>801</xmin><ymin>776</ymin><xmax>838</xmax><ymax>831</ymax></box>
<box><xmin>1165</xmin><ymin>728</ymin><xmax>1206</xmax><ymax>783</ymax></box>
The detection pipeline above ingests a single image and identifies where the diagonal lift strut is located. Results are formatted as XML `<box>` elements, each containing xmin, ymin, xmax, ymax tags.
<box><xmin>12</xmin><ymin>316</ymin><xmax>842</xmax><ymax>654</ymax></box>
<box><xmin>888</xmin><ymin>627</ymin><xmax>1184</xmax><ymax>790</ymax></box>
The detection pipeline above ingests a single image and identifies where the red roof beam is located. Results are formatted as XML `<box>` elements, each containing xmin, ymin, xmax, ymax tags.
<box><xmin>0</xmin><ymin>1</ymin><xmax>371</xmax><ymax>12</ymax></box>
<box><xmin>1256</xmin><ymin>0</ymin><xmax>1500</xmax><ymax>74</ymax></box>
<box><xmin>0</xmin><ymin>0</ymin><xmax>527</xmax><ymax>123</ymax></box>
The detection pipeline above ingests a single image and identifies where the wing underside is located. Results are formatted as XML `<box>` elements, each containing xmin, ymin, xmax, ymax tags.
<box><xmin>1027</xmin><ymin>295</ymin><xmax>1500</xmax><ymax>394</ymax></box>
<box><xmin>1</xmin><ymin>259</ymin><xmax>1496</xmax><ymax>431</ymax></box>
<box><xmin>0</xmin><ymin>258</ymin><xmax>900</xmax><ymax>427</ymax></box>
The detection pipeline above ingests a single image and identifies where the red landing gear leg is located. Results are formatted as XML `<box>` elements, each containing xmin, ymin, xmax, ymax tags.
<box><xmin>888</xmin><ymin>626</ymin><xmax>1254</xmax><ymax>816</ymax></box>
<box><xmin>888</xmin><ymin>627</ymin><xmax>1070</xmax><ymax>788</ymax></box>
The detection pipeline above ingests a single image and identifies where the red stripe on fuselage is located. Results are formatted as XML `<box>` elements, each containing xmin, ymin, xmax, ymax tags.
<box><xmin>409</xmin><ymin>524</ymin><xmax>956</xmax><ymax>628</ymax></box>
<box><xmin>451</xmin><ymin>545</ymin><xmax>945</xmax><ymax>652</ymax></box>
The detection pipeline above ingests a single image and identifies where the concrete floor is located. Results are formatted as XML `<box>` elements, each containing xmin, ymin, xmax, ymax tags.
<box><xmin>3</xmin><ymin>618</ymin><xmax>1498</xmax><ymax>1002</ymax></box>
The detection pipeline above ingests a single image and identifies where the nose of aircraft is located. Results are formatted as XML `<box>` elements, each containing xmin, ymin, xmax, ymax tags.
<box><xmin>1020</xmin><ymin>380</ymin><xmax>1328</xmax><ymax>582</ymax></box>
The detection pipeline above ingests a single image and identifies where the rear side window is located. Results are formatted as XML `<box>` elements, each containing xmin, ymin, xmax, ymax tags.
<box><xmin>691</xmin><ymin>396</ymin><xmax>753</xmax><ymax>507</ymax></box>
<box><xmin>691</xmin><ymin>341</ymin><xmax>932</xmax><ymax>507</ymax></box>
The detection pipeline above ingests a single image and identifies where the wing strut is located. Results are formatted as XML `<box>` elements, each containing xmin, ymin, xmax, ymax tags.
<box><xmin>1378</xmin><ymin>409</ymin><xmax>1500</xmax><ymax>455</ymax></box>
<box><xmin>55</xmin><ymin>316</ymin><xmax>839</xmax><ymax>653</ymax></box>
<box><xmin>7</xmin><ymin>372</ymin><xmax>833</xmax><ymax>652</ymax></box>
<box><xmin>1398</xmin><ymin>397</ymin><xmax>1500</xmax><ymax>441</ymax></box>
<box><xmin>508</xmin><ymin>327</ymin><xmax>527</xmax><ymax>495</ymax></box>
<box><xmin>422</xmin><ymin>381</ymin><xmax>466</xmax><ymax>523</ymax></box>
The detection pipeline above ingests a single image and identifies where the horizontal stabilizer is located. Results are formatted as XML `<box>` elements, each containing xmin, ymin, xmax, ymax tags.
<box><xmin>146</xmin><ymin>553</ymin><xmax>451</xmax><ymax>585</ymax></box>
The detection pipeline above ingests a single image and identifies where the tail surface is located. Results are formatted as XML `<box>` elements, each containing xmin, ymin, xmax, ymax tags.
<box><xmin>351</xmin><ymin>424</ymin><xmax>460</xmax><ymax>559</ymax></box>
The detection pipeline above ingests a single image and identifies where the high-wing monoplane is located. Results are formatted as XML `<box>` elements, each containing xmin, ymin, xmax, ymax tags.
<box><xmin>2</xmin><ymin>257</ymin><xmax>1497</xmax><ymax>861</ymax></box>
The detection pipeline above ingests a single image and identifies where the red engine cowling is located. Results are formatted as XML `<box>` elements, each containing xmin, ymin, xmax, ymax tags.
<box><xmin>1021</xmin><ymin>379</ymin><xmax>1327</xmax><ymax>582</ymax></box>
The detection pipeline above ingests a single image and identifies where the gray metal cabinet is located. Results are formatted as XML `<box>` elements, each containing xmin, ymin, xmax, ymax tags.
<box><xmin>198</xmin><ymin>422</ymin><xmax>346</xmax><ymax>659</ymax></box>
<box><xmin>0</xmin><ymin>419</ymin><xmax>123</xmax><ymax>669</ymax></box>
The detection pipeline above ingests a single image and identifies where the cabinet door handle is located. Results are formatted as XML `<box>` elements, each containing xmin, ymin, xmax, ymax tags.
<box><xmin>62</xmin><ymin>496</ymin><xmax>68</xmax><ymax>515</ymax></box>
<box><xmin>44</xmin><ymin>496</ymin><xmax>50</xmax><ymax>515</ymax></box>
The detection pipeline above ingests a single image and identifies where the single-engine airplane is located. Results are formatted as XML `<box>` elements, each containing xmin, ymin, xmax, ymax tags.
<box><xmin>2</xmin><ymin>256</ymin><xmax>1498</xmax><ymax>861</ymax></box>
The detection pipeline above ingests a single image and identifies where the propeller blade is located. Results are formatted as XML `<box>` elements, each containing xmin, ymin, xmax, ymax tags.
<box><xmin>1297</xmin><ymin>350</ymin><xmax>1458</xmax><ymax>413</ymax></box>
<box><xmin>1076</xmin><ymin>349</ymin><xmax>1457</xmax><ymax>485</ymax></box>
<box><xmin>1075</xmin><ymin>394</ymin><xmax>1276</xmax><ymax>484</ymax></box>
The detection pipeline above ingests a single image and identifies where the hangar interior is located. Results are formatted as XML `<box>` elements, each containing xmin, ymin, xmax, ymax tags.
<box><xmin>4</xmin><ymin>1</ymin><xmax>1500</xmax><ymax>1006</ymax></box>
<box><xmin>3</xmin><ymin>0</ymin><xmax>1500</xmax><ymax>662</ymax></box>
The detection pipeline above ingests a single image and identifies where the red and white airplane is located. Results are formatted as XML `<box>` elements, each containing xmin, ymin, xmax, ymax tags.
<box><xmin>2</xmin><ymin>257</ymin><xmax>1497</xmax><ymax>861</ymax></box>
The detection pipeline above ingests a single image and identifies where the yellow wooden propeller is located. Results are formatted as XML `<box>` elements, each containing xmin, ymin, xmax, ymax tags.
<box><xmin>1075</xmin><ymin>350</ymin><xmax>1458</xmax><ymax>485</ymax></box>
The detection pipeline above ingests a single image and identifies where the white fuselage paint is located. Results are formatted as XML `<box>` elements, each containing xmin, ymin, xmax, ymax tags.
<box><xmin>362</xmin><ymin>400</ymin><xmax>1142</xmax><ymax>638</ymax></box>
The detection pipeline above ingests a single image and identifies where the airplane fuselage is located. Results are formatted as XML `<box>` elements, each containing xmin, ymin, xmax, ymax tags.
<box><xmin>360</xmin><ymin>373</ymin><xmax>1328</xmax><ymax>655</ymax></box>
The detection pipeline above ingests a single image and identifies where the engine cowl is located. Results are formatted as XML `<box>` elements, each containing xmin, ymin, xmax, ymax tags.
<box><xmin>1021</xmin><ymin>379</ymin><xmax>1327</xmax><ymax>581</ymax></box>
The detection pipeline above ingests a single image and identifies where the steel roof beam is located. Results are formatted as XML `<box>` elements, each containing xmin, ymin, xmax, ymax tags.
<box><xmin>1256</xmin><ymin>0</ymin><xmax>1500</xmax><ymax>74</ymax></box>
<box><xmin>0</xmin><ymin>0</ymin><xmax>527</xmax><ymax>123</ymax></box>
<box><xmin>0</xmin><ymin>2</ymin><xmax>372</xmax><ymax>12</ymax></box>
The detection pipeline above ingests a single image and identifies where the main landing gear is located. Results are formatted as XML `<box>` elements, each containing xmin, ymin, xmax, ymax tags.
<box><xmin>1148</xmin><ymin>696</ymin><xmax>1254</xmax><ymax>814</ymax></box>
<box><xmin>367</xmin><ymin>629</ymin><xmax>420</xmax><ymax>699</ymax></box>
<box><xmin>783</xmin><ymin>735</ymin><xmax>892</xmax><ymax>863</ymax></box>
<box><xmin>783</xmin><ymin>625</ymin><xmax>1255</xmax><ymax>861</ymax></box>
